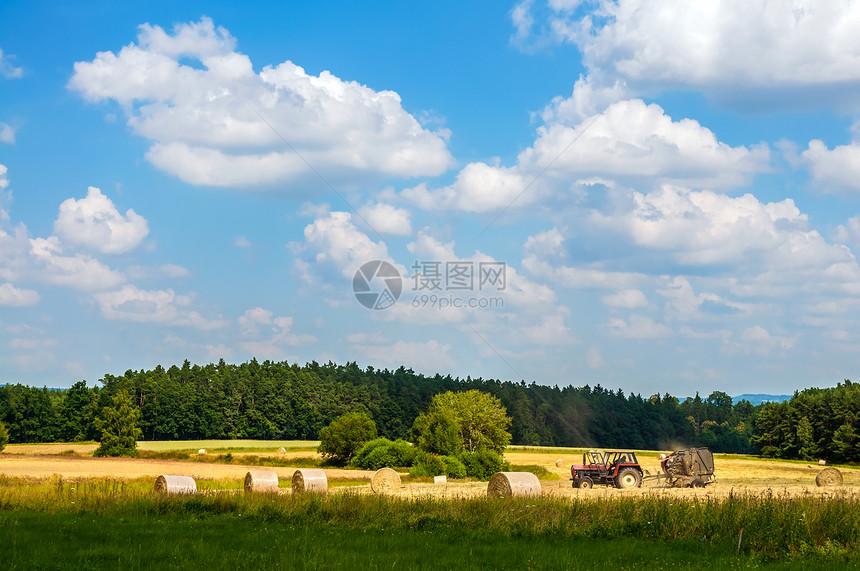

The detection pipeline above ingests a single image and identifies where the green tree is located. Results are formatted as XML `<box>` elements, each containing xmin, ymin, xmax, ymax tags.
<box><xmin>93</xmin><ymin>390</ymin><xmax>142</xmax><ymax>457</ymax></box>
<box><xmin>318</xmin><ymin>411</ymin><xmax>377</xmax><ymax>464</ymax></box>
<box><xmin>0</xmin><ymin>419</ymin><xmax>8</xmax><ymax>452</ymax></box>
<box><xmin>411</xmin><ymin>409</ymin><xmax>463</xmax><ymax>455</ymax></box>
<box><xmin>423</xmin><ymin>390</ymin><xmax>512</xmax><ymax>453</ymax></box>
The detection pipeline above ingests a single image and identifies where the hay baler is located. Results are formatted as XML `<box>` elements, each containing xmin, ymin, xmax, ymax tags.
<box><xmin>570</xmin><ymin>450</ymin><xmax>643</xmax><ymax>489</ymax></box>
<box><xmin>645</xmin><ymin>447</ymin><xmax>716</xmax><ymax>488</ymax></box>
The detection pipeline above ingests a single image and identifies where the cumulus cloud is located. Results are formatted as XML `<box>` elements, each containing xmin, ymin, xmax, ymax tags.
<box><xmin>299</xmin><ymin>210</ymin><xmax>391</xmax><ymax>279</ymax></box>
<box><xmin>522</xmin><ymin>0</ymin><xmax>860</xmax><ymax>108</ymax></box>
<box><xmin>593</xmin><ymin>185</ymin><xmax>850</xmax><ymax>270</ymax></box>
<box><xmin>601</xmin><ymin>289</ymin><xmax>648</xmax><ymax>309</ymax></box>
<box><xmin>0</xmin><ymin>282</ymin><xmax>39</xmax><ymax>306</ymax></box>
<box><xmin>802</xmin><ymin>139</ymin><xmax>860</xmax><ymax>193</ymax></box>
<box><xmin>69</xmin><ymin>17</ymin><xmax>453</xmax><ymax>188</ymax></box>
<box><xmin>0</xmin><ymin>47</ymin><xmax>22</xmax><ymax>79</ymax></box>
<box><xmin>93</xmin><ymin>285</ymin><xmax>226</xmax><ymax>329</ymax></box>
<box><xmin>357</xmin><ymin>202</ymin><xmax>413</xmax><ymax>235</ymax></box>
<box><xmin>404</xmin><ymin>100</ymin><xmax>767</xmax><ymax>212</ymax></box>
<box><xmin>30</xmin><ymin>237</ymin><xmax>125</xmax><ymax>290</ymax></box>
<box><xmin>606</xmin><ymin>314</ymin><xmax>672</xmax><ymax>339</ymax></box>
<box><xmin>54</xmin><ymin>187</ymin><xmax>149</xmax><ymax>254</ymax></box>
<box><xmin>238</xmin><ymin>306</ymin><xmax>316</xmax><ymax>360</ymax></box>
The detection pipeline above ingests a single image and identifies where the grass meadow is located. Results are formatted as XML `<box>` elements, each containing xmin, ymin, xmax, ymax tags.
<box><xmin>1</xmin><ymin>475</ymin><xmax>859</xmax><ymax>569</ymax></box>
<box><xmin>3</xmin><ymin>441</ymin><xmax>860</xmax><ymax>568</ymax></box>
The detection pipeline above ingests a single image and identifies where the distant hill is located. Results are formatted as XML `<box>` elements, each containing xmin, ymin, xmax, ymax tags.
<box><xmin>733</xmin><ymin>394</ymin><xmax>792</xmax><ymax>406</ymax></box>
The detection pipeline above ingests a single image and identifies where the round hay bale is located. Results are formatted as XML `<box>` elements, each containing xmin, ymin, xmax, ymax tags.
<box><xmin>555</xmin><ymin>459</ymin><xmax>565</xmax><ymax>468</ymax></box>
<box><xmin>816</xmin><ymin>467</ymin><xmax>843</xmax><ymax>487</ymax></box>
<box><xmin>487</xmin><ymin>472</ymin><xmax>542</xmax><ymax>498</ymax></box>
<box><xmin>370</xmin><ymin>467</ymin><xmax>401</xmax><ymax>493</ymax></box>
<box><xmin>276</xmin><ymin>447</ymin><xmax>287</xmax><ymax>455</ymax></box>
<box><xmin>244</xmin><ymin>471</ymin><xmax>279</xmax><ymax>493</ymax></box>
<box><xmin>434</xmin><ymin>475</ymin><xmax>447</xmax><ymax>485</ymax></box>
<box><xmin>292</xmin><ymin>469</ymin><xmax>328</xmax><ymax>493</ymax></box>
<box><xmin>154</xmin><ymin>475</ymin><xmax>197</xmax><ymax>495</ymax></box>
<box><xmin>197</xmin><ymin>449</ymin><xmax>206</xmax><ymax>456</ymax></box>
<box><xmin>819</xmin><ymin>459</ymin><xmax>827</xmax><ymax>466</ymax></box>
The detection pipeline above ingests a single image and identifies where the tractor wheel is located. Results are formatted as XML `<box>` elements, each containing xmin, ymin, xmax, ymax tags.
<box><xmin>615</xmin><ymin>468</ymin><xmax>642</xmax><ymax>489</ymax></box>
<box><xmin>577</xmin><ymin>477</ymin><xmax>594</xmax><ymax>490</ymax></box>
<box><xmin>690</xmin><ymin>479</ymin><xmax>705</xmax><ymax>488</ymax></box>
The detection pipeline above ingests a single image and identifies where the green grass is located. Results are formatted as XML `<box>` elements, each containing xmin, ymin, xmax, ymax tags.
<box><xmin>0</xmin><ymin>476</ymin><xmax>858</xmax><ymax>565</ymax></box>
<box><xmin>4</xmin><ymin>510</ymin><xmax>848</xmax><ymax>570</ymax></box>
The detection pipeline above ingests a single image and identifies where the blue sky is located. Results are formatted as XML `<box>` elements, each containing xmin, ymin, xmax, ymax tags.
<box><xmin>3</xmin><ymin>0</ymin><xmax>860</xmax><ymax>397</ymax></box>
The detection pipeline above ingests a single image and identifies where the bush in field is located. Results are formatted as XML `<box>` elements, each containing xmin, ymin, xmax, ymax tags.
<box><xmin>351</xmin><ymin>438</ymin><xmax>416</xmax><ymax>470</ymax></box>
<box><xmin>442</xmin><ymin>455</ymin><xmax>467</xmax><ymax>479</ymax></box>
<box><xmin>410</xmin><ymin>452</ymin><xmax>468</xmax><ymax>478</ymax></box>
<box><xmin>0</xmin><ymin>420</ymin><xmax>8</xmax><ymax>452</ymax></box>
<box><xmin>318</xmin><ymin>411</ymin><xmax>377</xmax><ymax>464</ymax></box>
<box><xmin>93</xmin><ymin>390</ymin><xmax>142</xmax><ymax>458</ymax></box>
<box><xmin>409</xmin><ymin>451</ymin><xmax>446</xmax><ymax>477</ymax></box>
<box><xmin>459</xmin><ymin>449</ymin><xmax>509</xmax><ymax>480</ymax></box>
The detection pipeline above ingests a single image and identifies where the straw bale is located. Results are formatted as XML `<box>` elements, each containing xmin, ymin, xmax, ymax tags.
<box><xmin>292</xmin><ymin>468</ymin><xmax>328</xmax><ymax>493</ymax></box>
<box><xmin>371</xmin><ymin>467</ymin><xmax>401</xmax><ymax>493</ymax></box>
<box><xmin>197</xmin><ymin>449</ymin><xmax>206</xmax><ymax>455</ymax></box>
<box><xmin>816</xmin><ymin>467</ymin><xmax>843</xmax><ymax>487</ymax></box>
<box><xmin>487</xmin><ymin>472</ymin><xmax>542</xmax><ymax>498</ymax></box>
<box><xmin>244</xmin><ymin>470</ymin><xmax>279</xmax><ymax>493</ymax></box>
<box><xmin>555</xmin><ymin>459</ymin><xmax>565</xmax><ymax>468</ymax></box>
<box><xmin>277</xmin><ymin>447</ymin><xmax>287</xmax><ymax>455</ymax></box>
<box><xmin>154</xmin><ymin>475</ymin><xmax>197</xmax><ymax>495</ymax></box>
<box><xmin>434</xmin><ymin>475</ymin><xmax>447</xmax><ymax>485</ymax></box>
<box><xmin>819</xmin><ymin>459</ymin><xmax>827</xmax><ymax>466</ymax></box>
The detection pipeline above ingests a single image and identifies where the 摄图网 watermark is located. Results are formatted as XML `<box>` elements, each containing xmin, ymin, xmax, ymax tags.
<box><xmin>353</xmin><ymin>260</ymin><xmax>506</xmax><ymax>311</ymax></box>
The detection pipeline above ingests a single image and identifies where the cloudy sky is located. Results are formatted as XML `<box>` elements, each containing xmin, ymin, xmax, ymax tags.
<box><xmin>2</xmin><ymin>1</ymin><xmax>860</xmax><ymax>396</ymax></box>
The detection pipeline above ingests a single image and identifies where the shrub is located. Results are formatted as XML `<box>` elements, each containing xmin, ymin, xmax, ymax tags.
<box><xmin>351</xmin><ymin>438</ymin><xmax>416</xmax><ymax>470</ymax></box>
<box><xmin>442</xmin><ymin>455</ymin><xmax>467</xmax><ymax>479</ymax></box>
<box><xmin>409</xmin><ymin>451</ymin><xmax>446</xmax><ymax>477</ymax></box>
<box><xmin>318</xmin><ymin>411</ymin><xmax>377</xmax><ymax>464</ymax></box>
<box><xmin>459</xmin><ymin>448</ymin><xmax>510</xmax><ymax>480</ymax></box>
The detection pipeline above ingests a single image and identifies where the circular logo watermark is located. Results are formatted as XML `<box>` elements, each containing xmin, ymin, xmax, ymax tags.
<box><xmin>353</xmin><ymin>260</ymin><xmax>402</xmax><ymax>310</ymax></box>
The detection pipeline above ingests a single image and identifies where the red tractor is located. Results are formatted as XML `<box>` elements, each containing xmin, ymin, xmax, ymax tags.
<box><xmin>570</xmin><ymin>450</ymin><xmax>643</xmax><ymax>489</ymax></box>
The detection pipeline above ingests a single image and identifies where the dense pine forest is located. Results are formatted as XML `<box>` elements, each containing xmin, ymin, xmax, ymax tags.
<box><xmin>0</xmin><ymin>359</ymin><xmax>857</xmax><ymax>462</ymax></box>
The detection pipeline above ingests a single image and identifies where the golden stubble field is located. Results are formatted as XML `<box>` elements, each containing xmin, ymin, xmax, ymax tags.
<box><xmin>2</xmin><ymin>441</ymin><xmax>858</xmax><ymax>500</ymax></box>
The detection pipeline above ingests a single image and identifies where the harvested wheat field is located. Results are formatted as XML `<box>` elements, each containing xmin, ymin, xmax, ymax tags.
<box><xmin>3</xmin><ymin>442</ymin><xmax>859</xmax><ymax>501</ymax></box>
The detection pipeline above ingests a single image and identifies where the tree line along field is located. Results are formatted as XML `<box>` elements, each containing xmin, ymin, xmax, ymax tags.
<box><xmin>2</xmin><ymin>440</ymin><xmax>860</xmax><ymax>568</ymax></box>
<box><xmin>3</xmin><ymin>359</ymin><xmax>860</xmax><ymax>463</ymax></box>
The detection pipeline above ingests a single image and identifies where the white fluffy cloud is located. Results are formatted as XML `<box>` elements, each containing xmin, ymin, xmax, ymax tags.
<box><xmin>30</xmin><ymin>237</ymin><xmax>125</xmax><ymax>290</ymax></box>
<box><xmin>69</xmin><ymin>17</ymin><xmax>453</xmax><ymax>188</ymax></box>
<box><xmin>0</xmin><ymin>282</ymin><xmax>39</xmax><ymax>306</ymax></box>
<box><xmin>606</xmin><ymin>314</ymin><xmax>672</xmax><ymax>339</ymax></box>
<box><xmin>357</xmin><ymin>202</ymin><xmax>413</xmax><ymax>235</ymax></box>
<box><xmin>530</xmin><ymin>1</ymin><xmax>860</xmax><ymax>97</ymax></box>
<box><xmin>93</xmin><ymin>285</ymin><xmax>225</xmax><ymax>329</ymax></box>
<box><xmin>0</xmin><ymin>47</ymin><xmax>22</xmax><ymax>79</ymax></box>
<box><xmin>802</xmin><ymin>139</ymin><xmax>860</xmax><ymax>193</ymax></box>
<box><xmin>520</xmin><ymin>100</ymin><xmax>768</xmax><ymax>188</ymax></box>
<box><xmin>594</xmin><ymin>185</ymin><xmax>850</xmax><ymax>270</ymax></box>
<box><xmin>238</xmin><ymin>306</ymin><xmax>316</xmax><ymax>360</ymax></box>
<box><xmin>54</xmin><ymin>187</ymin><xmax>149</xmax><ymax>254</ymax></box>
<box><xmin>300</xmin><ymin>211</ymin><xmax>391</xmax><ymax>278</ymax></box>
<box><xmin>601</xmin><ymin>289</ymin><xmax>648</xmax><ymax>309</ymax></box>
<box><xmin>404</xmin><ymin>99</ymin><xmax>767</xmax><ymax>212</ymax></box>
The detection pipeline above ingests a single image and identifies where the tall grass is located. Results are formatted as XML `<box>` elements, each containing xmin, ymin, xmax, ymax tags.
<box><xmin>0</xmin><ymin>475</ymin><xmax>857</xmax><ymax>561</ymax></box>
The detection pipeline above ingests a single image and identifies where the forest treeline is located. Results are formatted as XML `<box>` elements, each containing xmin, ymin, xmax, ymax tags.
<box><xmin>0</xmin><ymin>359</ymin><xmax>855</xmax><ymax>461</ymax></box>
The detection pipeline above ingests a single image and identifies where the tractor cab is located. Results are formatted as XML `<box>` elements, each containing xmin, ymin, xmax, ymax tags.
<box><xmin>571</xmin><ymin>449</ymin><xmax>643</xmax><ymax>489</ymax></box>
